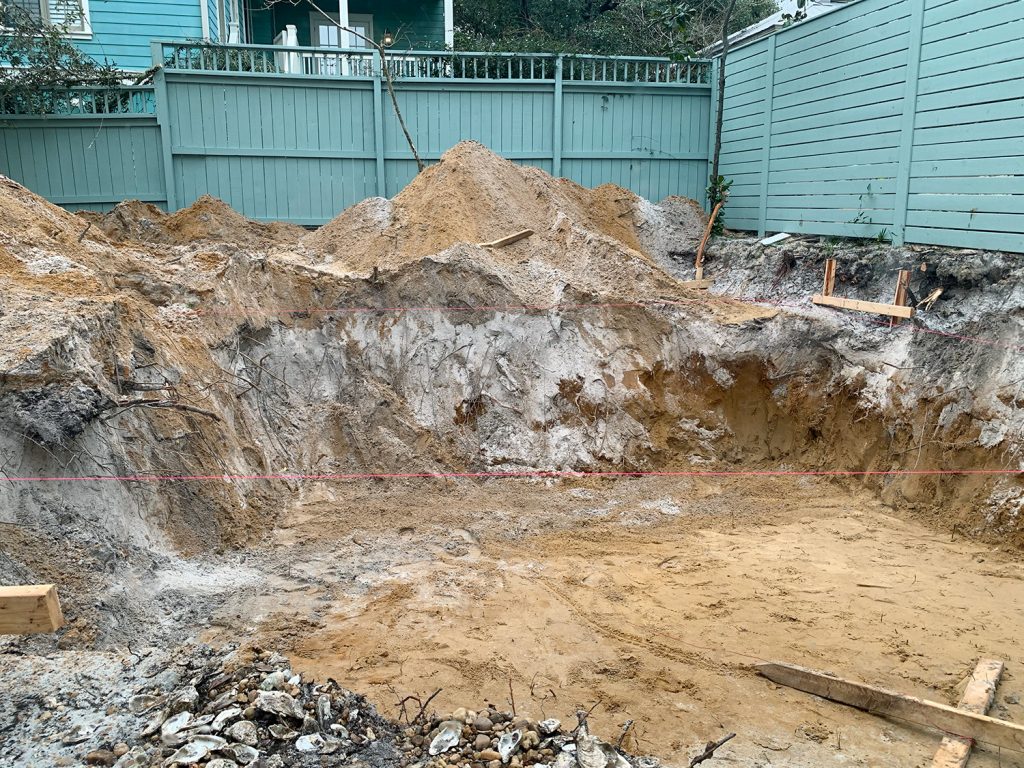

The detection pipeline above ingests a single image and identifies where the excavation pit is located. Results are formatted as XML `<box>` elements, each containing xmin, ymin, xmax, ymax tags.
<box><xmin>1</xmin><ymin>143</ymin><xmax>1023</xmax><ymax>767</ymax></box>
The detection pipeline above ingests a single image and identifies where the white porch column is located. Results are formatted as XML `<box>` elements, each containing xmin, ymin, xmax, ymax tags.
<box><xmin>339</xmin><ymin>0</ymin><xmax>351</xmax><ymax>46</ymax></box>
<box><xmin>444</xmin><ymin>0</ymin><xmax>454</xmax><ymax>48</ymax></box>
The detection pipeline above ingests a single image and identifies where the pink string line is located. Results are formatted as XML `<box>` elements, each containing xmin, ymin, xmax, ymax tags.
<box><xmin>4</xmin><ymin>469</ymin><xmax>1021</xmax><ymax>483</ymax></box>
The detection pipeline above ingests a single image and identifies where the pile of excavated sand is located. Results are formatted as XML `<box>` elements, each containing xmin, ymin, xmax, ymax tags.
<box><xmin>86</xmin><ymin>194</ymin><xmax>306</xmax><ymax>249</ymax></box>
<box><xmin>298</xmin><ymin>141</ymin><xmax>708</xmax><ymax>303</ymax></box>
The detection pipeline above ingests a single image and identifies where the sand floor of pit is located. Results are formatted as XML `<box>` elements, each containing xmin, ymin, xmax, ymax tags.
<box><xmin>195</xmin><ymin>478</ymin><xmax>1024</xmax><ymax>768</ymax></box>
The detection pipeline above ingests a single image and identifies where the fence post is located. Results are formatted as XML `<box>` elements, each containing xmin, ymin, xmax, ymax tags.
<box><xmin>152</xmin><ymin>68</ymin><xmax>177</xmax><ymax>211</ymax></box>
<box><xmin>553</xmin><ymin>55</ymin><xmax>564</xmax><ymax>178</ymax></box>
<box><xmin>757</xmin><ymin>35</ymin><xmax>777</xmax><ymax>238</ymax></box>
<box><xmin>372</xmin><ymin>49</ymin><xmax>387</xmax><ymax>197</ymax></box>
<box><xmin>892</xmin><ymin>1</ymin><xmax>925</xmax><ymax>246</ymax></box>
<box><xmin>705</xmin><ymin>58</ymin><xmax>719</xmax><ymax>212</ymax></box>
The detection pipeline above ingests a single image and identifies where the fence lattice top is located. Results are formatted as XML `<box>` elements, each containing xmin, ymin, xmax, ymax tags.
<box><xmin>152</xmin><ymin>41</ymin><xmax>712</xmax><ymax>86</ymax></box>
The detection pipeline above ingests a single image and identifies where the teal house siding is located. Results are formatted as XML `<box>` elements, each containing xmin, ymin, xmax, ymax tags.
<box><xmin>718</xmin><ymin>0</ymin><xmax>1024</xmax><ymax>251</ymax></box>
<box><xmin>75</xmin><ymin>0</ymin><xmax>208</xmax><ymax>71</ymax></box>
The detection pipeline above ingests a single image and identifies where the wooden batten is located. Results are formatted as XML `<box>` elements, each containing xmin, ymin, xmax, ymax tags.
<box><xmin>0</xmin><ymin>584</ymin><xmax>65</xmax><ymax>635</ymax></box>
<box><xmin>812</xmin><ymin>294</ymin><xmax>915</xmax><ymax>319</ymax></box>
<box><xmin>758</xmin><ymin>661</ymin><xmax>1024</xmax><ymax>753</ymax></box>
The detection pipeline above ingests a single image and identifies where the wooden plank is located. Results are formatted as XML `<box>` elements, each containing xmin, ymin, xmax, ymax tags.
<box><xmin>680</xmin><ymin>279</ymin><xmax>713</xmax><ymax>290</ymax></box>
<box><xmin>757</xmin><ymin>661</ymin><xmax>1024</xmax><ymax>753</ymax></box>
<box><xmin>478</xmin><ymin>229</ymin><xmax>535</xmax><ymax>248</ymax></box>
<box><xmin>0</xmin><ymin>584</ymin><xmax>65</xmax><ymax>635</ymax></box>
<box><xmin>932</xmin><ymin>659</ymin><xmax>1004</xmax><ymax>768</ymax></box>
<box><xmin>813</xmin><ymin>294</ymin><xmax>915</xmax><ymax>319</ymax></box>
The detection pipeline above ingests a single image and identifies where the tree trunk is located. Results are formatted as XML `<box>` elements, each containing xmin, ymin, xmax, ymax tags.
<box><xmin>710</xmin><ymin>0</ymin><xmax>738</xmax><ymax>186</ymax></box>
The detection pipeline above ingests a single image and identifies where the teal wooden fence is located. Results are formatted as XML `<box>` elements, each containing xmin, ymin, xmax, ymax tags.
<box><xmin>719</xmin><ymin>0</ymin><xmax>1024</xmax><ymax>253</ymax></box>
<box><xmin>0</xmin><ymin>88</ymin><xmax>165</xmax><ymax>212</ymax></box>
<box><xmin>0</xmin><ymin>45</ymin><xmax>712</xmax><ymax>224</ymax></box>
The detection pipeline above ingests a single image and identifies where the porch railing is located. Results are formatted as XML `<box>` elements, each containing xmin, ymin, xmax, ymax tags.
<box><xmin>152</xmin><ymin>41</ymin><xmax>712</xmax><ymax>86</ymax></box>
<box><xmin>0</xmin><ymin>86</ymin><xmax>157</xmax><ymax>116</ymax></box>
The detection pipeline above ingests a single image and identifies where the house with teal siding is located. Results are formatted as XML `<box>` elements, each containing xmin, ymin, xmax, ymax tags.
<box><xmin>18</xmin><ymin>0</ymin><xmax>453</xmax><ymax>71</ymax></box>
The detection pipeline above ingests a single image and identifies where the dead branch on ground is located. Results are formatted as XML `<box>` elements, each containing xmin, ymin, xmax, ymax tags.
<box><xmin>689</xmin><ymin>733</ymin><xmax>736</xmax><ymax>767</ymax></box>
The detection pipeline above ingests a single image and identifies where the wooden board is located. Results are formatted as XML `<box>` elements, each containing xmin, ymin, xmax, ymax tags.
<box><xmin>757</xmin><ymin>662</ymin><xmax>1024</xmax><ymax>753</ymax></box>
<box><xmin>932</xmin><ymin>659</ymin><xmax>1004</xmax><ymax>768</ymax></box>
<box><xmin>478</xmin><ymin>229</ymin><xmax>534</xmax><ymax>248</ymax></box>
<box><xmin>0</xmin><ymin>584</ymin><xmax>65</xmax><ymax>634</ymax></box>
<box><xmin>680</xmin><ymin>279</ymin><xmax>714</xmax><ymax>290</ymax></box>
<box><xmin>812</xmin><ymin>294</ymin><xmax>915</xmax><ymax>319</ymax></box>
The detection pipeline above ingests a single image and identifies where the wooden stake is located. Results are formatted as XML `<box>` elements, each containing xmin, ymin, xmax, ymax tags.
<box><xmin>695</xmin><ymin>202</ymin><xmax>723</xmax><ymax>283</ymax></box>
<box><xmin>812</xmin><ymin>260</ymin><xmax>915</xmax><ymax>320</ymax></box>
<box><xmin>932</xmin><ymin>659</ymin><xmax>1004</xmax><ymax>768</ymax></box>
<box><xmin>478</xmin><ymin>229</ymin><xmax>534</xmax><ymax>249</ymax></box>
<box><xmin>757</xmin><ymin>662</ymin><xmax>1024</xmax><ymax>753</ymax></box>
<box><xmin>822</xmin><ymin>258</ymin><xmax>837</xmax><ymax>297</ymax></box>
<box><xmin>0</xmin><ymin>584</ymin><xmax>65</xmax><ymax>634</ymax></box>
<box><xmin>890</xmin><ymin>269</ymin><xmax>911</xmax><ymax>327</ymax></box>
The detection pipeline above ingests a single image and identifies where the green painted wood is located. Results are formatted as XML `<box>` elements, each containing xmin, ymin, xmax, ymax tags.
<box><xmin>0</xmin><ymin>119</ymin><xmax>166</xmax><ymax>209</ymax></box>
<box><xmin>891</xmin><ymin>0</ymin><xmax>925</xmax><ymax>245</ymax></box>
<box><xmin>553</xmin><ymin>55</ymin><xmax>564</xmax><ymax>178</ymax></box>
<box><xmin>756</xmin><ymin>35</ymin><xmax>776</xmax><ymax>237</ymax></box>
<box><xmin>2</xmin><ymin>53</ymin><xmax>710</xmax><ymax>219</ymax></box>
<box><xmin>719</xmin><ymin>0</ymin><xmax>1024</xmax><ymax>253</ymax></box>
<box><xmin>372</xmin><ymin>49</ymin><xmax>387</xmax><ymax>196</ymax></box>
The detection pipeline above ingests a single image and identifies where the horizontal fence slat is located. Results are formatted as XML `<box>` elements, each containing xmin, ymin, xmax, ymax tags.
<box><xmin>903</xmin><ymin>226</ymin><xmax>1024</xmax><ymax>251</ymax></box>
<box><xmin>908</xmin><ymin>194</ymin><xmax>1024</xmax><ymax>215</ymax></box>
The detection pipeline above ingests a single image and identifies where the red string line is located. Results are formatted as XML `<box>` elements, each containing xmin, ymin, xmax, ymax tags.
<box><xmin>4</xmin><ymin>468</ymin><xmax>1021</xmax><ymax>483</ymax></box>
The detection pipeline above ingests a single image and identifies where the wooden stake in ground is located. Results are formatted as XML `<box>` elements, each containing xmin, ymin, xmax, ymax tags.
<box><xmin>0</xmin><ymin>584</ymin><xmax>65</xmax><ymax>634</ymax></box>
<box><xmin>932</xmin><ymin>659</ymin><xmax>1004</xmax><ymax>768</ymax></box>
<box><xmin>812</xmin><ymin>260</ymin><xmax>915</xmax><ymax>320</ymax></box>
<box><xmin>757</xmin><ymin>662</ymin><xmax>1024</xmax><ymax>753</ymax></box>
<box><xmin>695</xmin><ymin>202</ymin><xmax>723</xmax><ymax>282</ymax></box>
<box><xmin>890</xmin><ymin>269</ymin><xmax>911</xmax><ymax>328</ymax></box>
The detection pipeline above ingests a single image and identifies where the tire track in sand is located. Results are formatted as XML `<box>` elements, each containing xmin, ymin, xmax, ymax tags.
<box><xmin>539</xmin><ymin>578</ymin><xmax>729</xmax><ymax>674</ymax></box>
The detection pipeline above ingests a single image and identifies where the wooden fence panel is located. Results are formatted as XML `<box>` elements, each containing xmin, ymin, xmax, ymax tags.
<box><xmin>0</xmin><ymin>52</ymin><xmax>712</xmax><ymax>227</ymax></box>
<box><xmin>0</xmin><ymin>117</ymin><xmax>165</xmax><ymax>210</ymax></box>
<box><xmin>718</xmin><ymin>0</ymin><xmax>1024</xmax><ymax>253</ymax></box>
<box><xmin>905</xmin><ymin>0</ymin><xmax>1024</xmax><ymax>251</ymax></box>
<box><xmin>718</xmin><ymin>37</ymin><xmax>769</xmax><ymax>232</ymax></box>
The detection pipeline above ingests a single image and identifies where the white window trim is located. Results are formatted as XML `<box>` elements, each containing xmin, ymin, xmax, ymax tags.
<box><xmin>348</xmin><ymin>12</ymin><xmax>373</xmax><ymax>48</ymax></box>
<box><xmin>0</xmin><ymin>1</ymin><xmax>91</xmax><ymax>39</ymax></box>
<box><xmin>39</xmin><ymin>0</ymin><xmax>93</xmax><ymax>39</ymax></box>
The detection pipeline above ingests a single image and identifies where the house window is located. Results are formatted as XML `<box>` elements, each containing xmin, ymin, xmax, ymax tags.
<box><xmin>309</xmin><ymin>11</ymin><xmax>373</xmax><ymax>49</ymax></box>
<box><xmin>10</xmin><ymin>0</ymin><xmax>91</xmax><ymax>36</ymax></box>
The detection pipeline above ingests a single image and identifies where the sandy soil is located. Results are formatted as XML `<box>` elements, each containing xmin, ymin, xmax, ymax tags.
<box><xmin>188</xmin><ymin>476</ymin><xmax>1024</xmax><ymax>767</ymax></box>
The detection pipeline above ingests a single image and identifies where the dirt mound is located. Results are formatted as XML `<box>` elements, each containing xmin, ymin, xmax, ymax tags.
<box><xmin>93</xmin><ymin>194</ymin><xmax>305</xmax><ymax>248</ymax></box>
<box><xmin>299</xmin><ymin>142</ymin><xmax>707</xmax><ymax>301</ymax></box>
<box><xmin>0</xmin><ymin>175</ymin><xmax>106</xmax><ymax>253</ymax></box>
